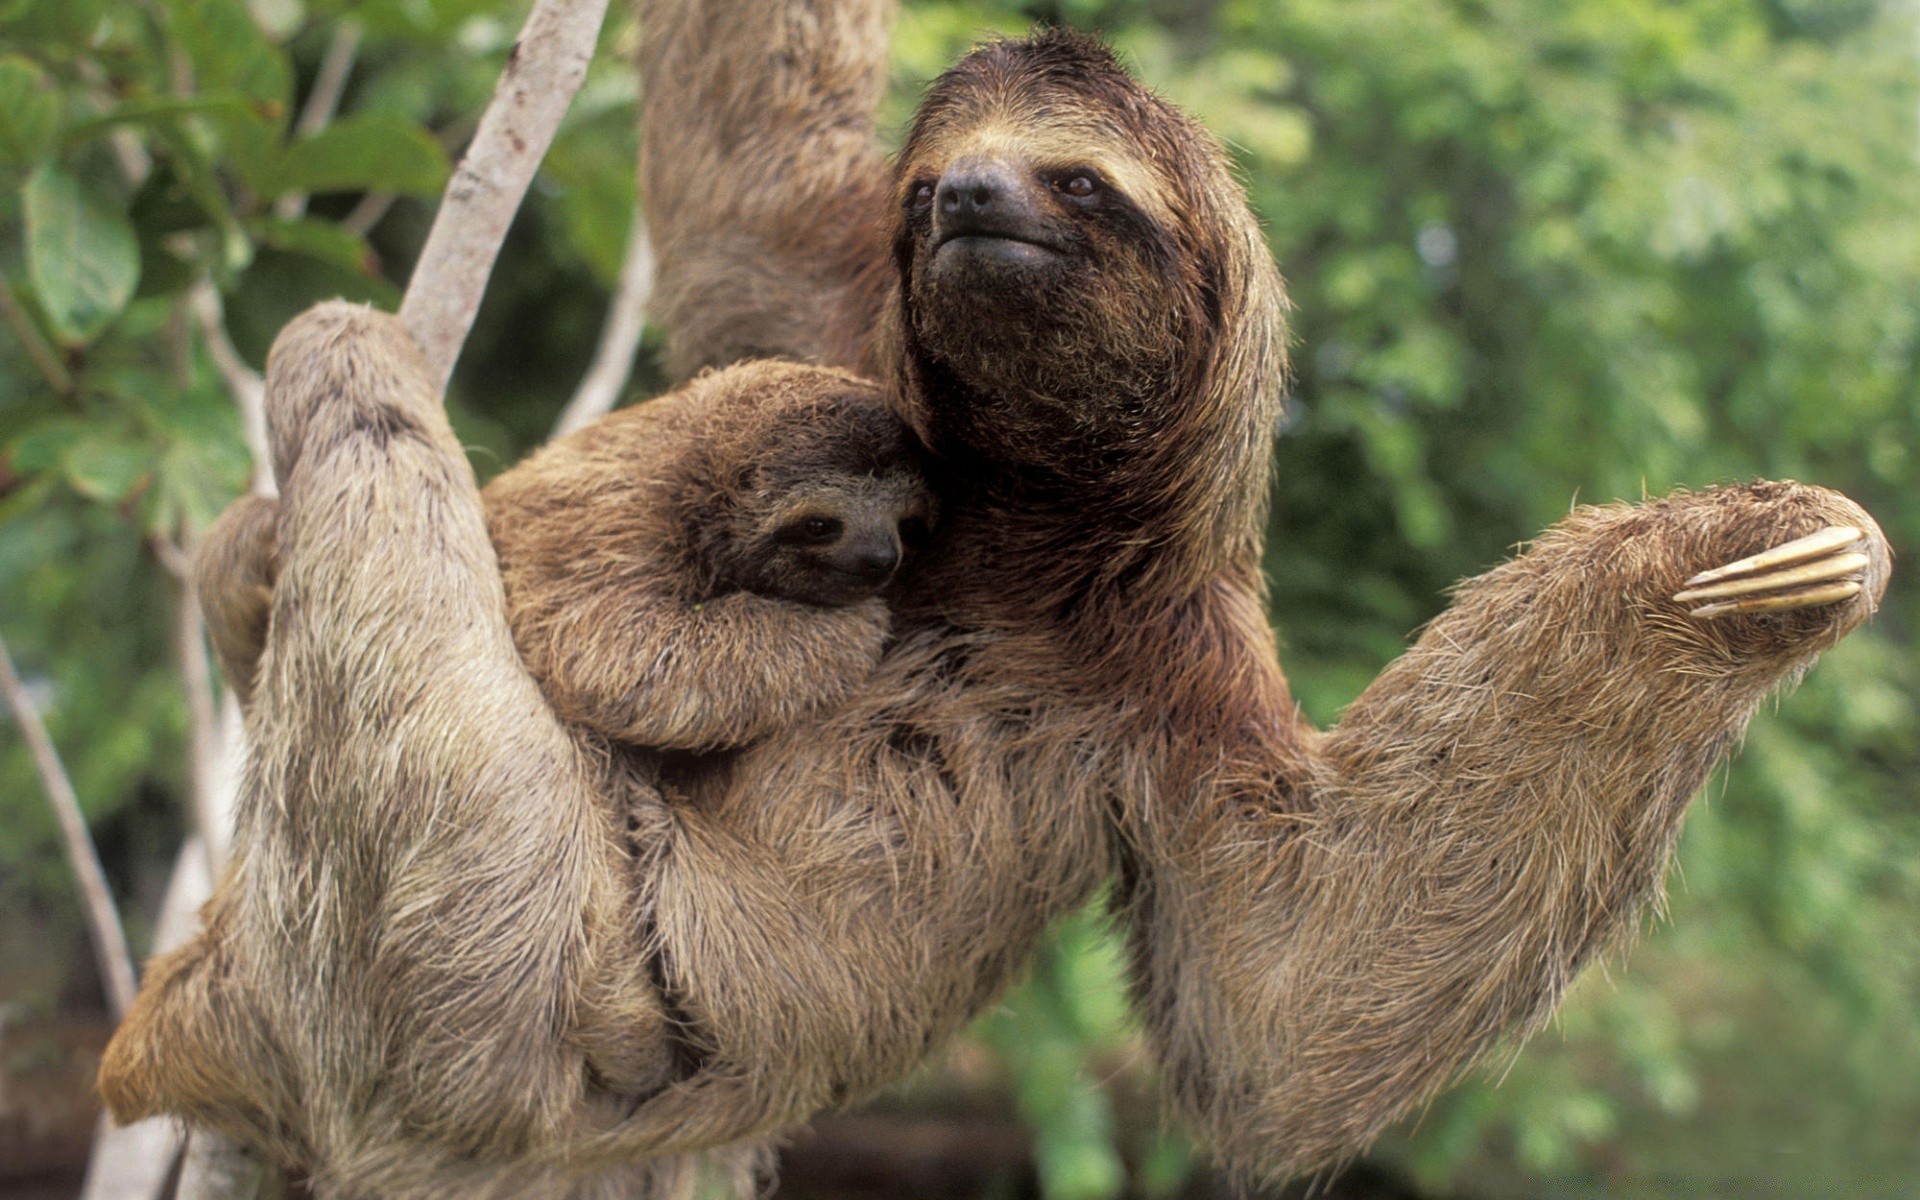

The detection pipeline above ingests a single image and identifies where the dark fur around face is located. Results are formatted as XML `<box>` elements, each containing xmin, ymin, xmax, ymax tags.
<box><xmin>678</xmin><ymin>384</ymin><xmax>934</xmax><ymax>607</ymax></box>
<box><xmin>98</xmin><ymin>7</ymin><xmax>1893</xmax><ymax>1195</ymax></box>
<box><xmin>886</xmin><ymin>30</ymin><xmax>1286</xmax><ymax>583</ymax></box>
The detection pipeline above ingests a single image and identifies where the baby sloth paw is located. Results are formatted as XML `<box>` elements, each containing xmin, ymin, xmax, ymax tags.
<box><xmin>1674</xmin><ymin>525</ymin><xmax>1872</xmax><ymax>620</ymax></box>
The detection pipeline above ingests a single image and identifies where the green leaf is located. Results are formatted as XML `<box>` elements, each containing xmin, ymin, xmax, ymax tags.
<box><xmin>256</xmin><ymin>217</ymin><xmax>374</xmax><ymax>274</ymax></box>
<box><xmin>62</xmin><ymin>438</ymin><xmax>152</xmax><ymax>504</ymax></box>
<box><xmin>171</xmin><ymin>0</ymin><xmax>291</xmax><ymax>114</ymax></box>
<box><xmin>0</xmin><ymin>58</ymin><xmax>61</xmax><ymax>188</ymax></box>
<box><xmin>3</xmin><ymin>0</ymin><xmax>106</xmax><ymax>49</ymax></box>
<box><xmin>6</xmin><ymin>417</ymin><xmax>89</xmax><ymax>474</ymax></box>
<box><xmin>24</xmin><ymin>166</ymin><xmax>142</xmax><ymax>344</ymax></box>
<box><xmin>276</xmin><ymin>115</ymin><xmax>450</xmax><ymax>198</ymax></box>
<box><xmin>62</xmin><ymin>95</ymin><xmax>255</xmax><ymax>146</ymax></box>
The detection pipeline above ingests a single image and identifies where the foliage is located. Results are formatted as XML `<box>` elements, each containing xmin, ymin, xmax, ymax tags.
<box><xmin>2</xmin><ymin>0</ymin><xmax>1917</xmax><ymax>1196</ymax></box>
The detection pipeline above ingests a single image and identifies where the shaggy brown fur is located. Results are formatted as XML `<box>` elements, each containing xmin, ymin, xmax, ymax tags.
<box><xmin>639</xmin><ymin>0</ymin><xmax>895</xmax><ymax>378</ymax></box>
<box><xmin>193</xmin><ymin>494</ymin><xmax>278</xmax><ymax>707</ymax></box>
<box><xmin>490</xmin><ymin>361</ymin><xmax>931</xmax><ymax>751</ymax></box>
<box><xmin>100</xmin><ymin>8</ymin><xmax>1891</xmax><ymax>1196</ymax></box>
<box><xmin>190</xmin><ymin>362</ymin><xmax>930</xmax><ymax>754</ymax></box>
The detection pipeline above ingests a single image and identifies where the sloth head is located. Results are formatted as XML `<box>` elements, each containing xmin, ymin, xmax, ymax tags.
<box><xmin>697</xmin><ymin>380</ymin><xmax>936</xmax><ymax>608</ymax></box>
<box><xmin>888</xmin><ymin>29</ymin><xmax>1288</xmax><ymax>560</ymax></box>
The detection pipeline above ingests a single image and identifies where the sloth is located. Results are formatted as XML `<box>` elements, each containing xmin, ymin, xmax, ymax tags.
<box><xmin>196</xmin><ymin>360</ymin><xmax>933</xmax><ymax>753</ymax></box>
<box><xmin>490</xmin><ymin>360</ymin><xmax>933</xmax><ymax>752</ymax></box>
<box><xmin>100</xmin><ymin>8</ymin><xmax>1890</xmax><ymax>1199</ymax></box>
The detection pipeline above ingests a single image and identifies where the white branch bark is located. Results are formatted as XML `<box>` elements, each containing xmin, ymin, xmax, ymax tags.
<box><xmin>79</xmin><ymin>1115</ymin><xmax>184</xmax><ymax>1200</ymax></box>
<box><xmin>0</xmin><ymin>633</ymin><xmax>138</xmax><ymax>1018</ymax></box>
<box><xmin>399</xmin><ymin>0</ymin><xmax>611</xmax><ymax>393</ymax></box>
<box><xmin>341</xmin><ymin>189</ymin><xmax>396</xmax><ymax>237</ymax></box>
<box><xmin>553</xmin><ymin>204</ymin><xmax>653</xmax><ymax>437</ymax></box>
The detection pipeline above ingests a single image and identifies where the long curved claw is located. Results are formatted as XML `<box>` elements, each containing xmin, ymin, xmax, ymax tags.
<box><xmin>1675</xmin><ymin>526</ymin><xmax>1871</xmax><ymax>619</ymax></box>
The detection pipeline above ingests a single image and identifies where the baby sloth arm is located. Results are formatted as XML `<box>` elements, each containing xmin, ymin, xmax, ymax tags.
<box><xmin>495</xmin><ymin>556</ymin><xmax>891</xmax><ymax>753</ymax></box>
<box><xmin>486</xmin><ymin>364</ymin><xmax>920</xmax><ymax>753</ymax></box>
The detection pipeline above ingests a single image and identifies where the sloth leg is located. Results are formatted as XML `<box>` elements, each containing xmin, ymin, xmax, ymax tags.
<box><xmin>240</xmin><ymin>302</ymin><xmax>672</xmax><ymax>1173</ymax></box>
<box><xmin>638</xmin><ymin>0</ymin><xmax>895</xmax><ymax>377</ymax></box>
<box><xmin>1122</xmin><ymin>481</ymin><xmax>1889</xmax><ymax>1183</ymax></box>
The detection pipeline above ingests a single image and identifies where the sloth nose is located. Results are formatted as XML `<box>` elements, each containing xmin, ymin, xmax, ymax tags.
<box><xmin>837</xmin><ymin>537</ymin><xmax>900</xmax><ymax>583</ymax></box>
<box><xmin>933</xmin><ymin>159</ymin><xmax>1039</xmax><ymax>240</ymax></box>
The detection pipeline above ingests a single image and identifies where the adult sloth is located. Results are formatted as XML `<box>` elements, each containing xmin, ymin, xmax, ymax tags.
<box><xmin>100</xmin><ymin>8</ymin><xmax>1888</xmax><ymax>1198</ymax></box>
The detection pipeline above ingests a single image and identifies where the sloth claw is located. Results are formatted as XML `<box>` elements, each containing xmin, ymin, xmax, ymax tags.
<box><xmin>1676</xmin><ymin>526</ymin><xmax>1870</xmax><ymax>619</ymax></box>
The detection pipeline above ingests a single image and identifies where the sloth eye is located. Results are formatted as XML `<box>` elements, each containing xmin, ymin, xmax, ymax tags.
<box><xmin>783</xmin><ymin>516</ymin><xmax>844</xmax><ymax>545</ymax></box>
<box><xmin>909</xmin><ymin>181</ymin><xmax>935</xmax><ymax>210</ymax></box>
<box><xmin>1053</xmin><ymin>173</ymin><xmax>1099</xmax><ymax>200</ymax></box>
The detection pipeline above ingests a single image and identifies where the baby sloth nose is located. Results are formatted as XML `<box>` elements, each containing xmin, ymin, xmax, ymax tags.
<box><xmin>933</xmin><ymin>159</ymin><xmax>1039</xmax><ymax>241</ymax></box>
<box><xmin>836</xmin><ymin>536</ymin><xmax>900</xmax><ymax>583</ymax></box>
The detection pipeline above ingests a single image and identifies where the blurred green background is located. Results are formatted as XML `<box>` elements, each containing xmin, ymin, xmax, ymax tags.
<box><xmin>1</xmin><ymin>0</ymin><xmax>1916</xmax><ymax>1196</ymax></box>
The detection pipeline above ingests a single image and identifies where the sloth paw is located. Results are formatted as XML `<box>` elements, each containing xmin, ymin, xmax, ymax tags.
<box><xmin>1674</xmin><ymin>525</ymin><xmax>1871</xmax><ymax>620</ymax></box>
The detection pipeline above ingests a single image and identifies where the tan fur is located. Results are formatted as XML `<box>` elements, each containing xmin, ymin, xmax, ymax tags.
<box><xmin>100</xmin><ymin>8</ymin><xmax>1891</xmax><ymax>1196</ymax></box>
<box><xmin>193</xmin><ymin>494</ymin><xmax>279</xmax><ymax>707</ymax></box>
<box><xmin>187</xmin><ymin>362</ymin><xmax>927</xmax><ymax>755</ymax></box>
<box><xmin>639</xmin><ymin>0</ymin><xmax>895</xmax><ymax>377</ymax></box>
<box><xmin>490</xmin><ymin>361</ymin><xmax>929</xmax><ymax>751</ymax></box>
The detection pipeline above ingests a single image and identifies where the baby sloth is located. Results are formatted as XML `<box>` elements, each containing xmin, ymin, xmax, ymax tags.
<box><xmin>199</xmin><ymin>360</ymin><xmax>932</xmax><ymax>754</ymax></box>
<box><xmin>487</xmin><ymin>359</ymin><xmax>933</xmax><ymax>752</ymax></box>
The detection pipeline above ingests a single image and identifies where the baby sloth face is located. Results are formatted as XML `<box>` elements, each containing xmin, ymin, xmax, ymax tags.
<box><xmin>733</xmin><ymin>470</ymin><xmax>935</xmax><ymax>607</ymax></box>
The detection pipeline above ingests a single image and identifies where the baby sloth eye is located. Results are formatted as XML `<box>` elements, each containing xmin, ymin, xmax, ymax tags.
<box><xmin>909</xmin><ymin>181</ymin><xmax>935</xmax><ymax>210</ymax></box>
<box><xmin>1053</xmin><ymin>173</ymin><xmax>1099</xmax><ymax>200</ymax></box>
<box><xmin>782</xmin><ymin>515</ymin><xmax>844</xmax><ymax>545</ymax></box>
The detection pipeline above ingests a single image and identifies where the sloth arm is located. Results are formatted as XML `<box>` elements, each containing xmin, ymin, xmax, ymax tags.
<box><xmin>190</xmin><ymin>442</ymin><xmax>895</xmax><ymax>755</ymax></box>
<box><xmin>638</xmin><ymin>0</ymin><xmax>896</xmax><ymax>380</ymax></box>
<box><xmin>1118</xmin><ymin>483</ymin><xmax>1890</xmax><ymax>1181</ymax></box>
<box><xmin>502</xmin><ymin>573</ymin><xmax>892</xmax><ymax>753</ymax></box>
<box><xmin>200</xmin><ymin>303</ymin><xmax>664</xmax><ymax>1151</ymax></box>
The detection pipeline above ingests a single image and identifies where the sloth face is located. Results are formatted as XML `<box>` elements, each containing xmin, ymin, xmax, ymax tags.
<box><xmin>724</xmin><ymin>470</ymin><xmax>936</xmax><ymax>608</ymax></box>
<box><xmin>891</xmin><ymin>31</ymin><xmax>1226</xmax><ymax>468</ymax></box>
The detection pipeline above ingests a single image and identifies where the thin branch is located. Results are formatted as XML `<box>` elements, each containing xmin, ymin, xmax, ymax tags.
<box><xmin>552</xmin><ymin>204</ymin><xmax>653</xmax><ymax>437</ymax></box>
<box><xmin>152</xmin><ymin>533</ymin><xmax>192</xmax><ymax>581</ymax></box>
<box><xmin>0</xmin><ymin>274</ymin><xmax>75</xmax><ymax>394</ymax></box>
<box><xmin>175</xmin><ymin>580</ymin><xmax>233</xmax><ymax>870</ymax></box>
<box><xmin>176</xmin><ymin>1129</ymin><xmax>284</xmax><ymax>1200</ymax></box>
<box><xmin>189</xmin><ymin>281</ymin><xmax>275</xmax><ymax>498</ymax></box>
<box><xmin>79</xmin><ymin>837</ymin><xmax>213</xmax><ymax>1200</ymax></box>
<box><xmin>79</xmin><ymin>1114</ymin><xmax>184</xmax><ymax>1200</ymax></box>
<box><xmin>276</xmin><ymin>20</ymin><xmax>365</xmax><ymax>221</ymax></box>
<box><xmin>341</xmin><ymin>189</ymin><xmax>396</xmax><ymax>237</ymax></box>
<box><xmin>294</xmin><ymin>19</ymin><xmax>364</xmax><ymax>138</ymax></box>
<box><xmin>0</xmin><ymin>633</ymin><xmax>137</xmax><ymax>1018</ymax></box>
<box><xmin>399</xmin><ymin>0</ymin><xmax>612</xmax><ymax>392</ymax></box>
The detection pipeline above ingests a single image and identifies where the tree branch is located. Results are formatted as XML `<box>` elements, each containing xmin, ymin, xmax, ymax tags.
<box><xmin>276</xmin><ymin>20</ymin><xmax>364</xmax><ymax>221</ymax></box>
<box><xmin>175</xmin><ymin>580</ymin><xmax>235</xmax><ymax>870</ymax></box>
<box><xmin>90</xmin><ymin>6</ymin><xmax>613</xmax><ymax>1197</ymax></box>
<box><xmin>399</xmin><ymin>0</ymin><xmax>611</xmax><ymax>392</ymax></box>
<box><xmin>341</xmin><ymin>190</ymin><xmax>396</xmax><ymax>237</ymax></box>
<box><xmin>552</xmin><ymin>203</ymin><xmax>653</xmax><ymax>436</ymax></box>
<box><xmin>189</xmin><ymin>281</ymin><xmax>275</xmax><ymax>499</ymax></box>
<box><xmin>0</xmin><ymin>633</ymin><xmax>137</xmax><ymax>1018</ymax></box>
